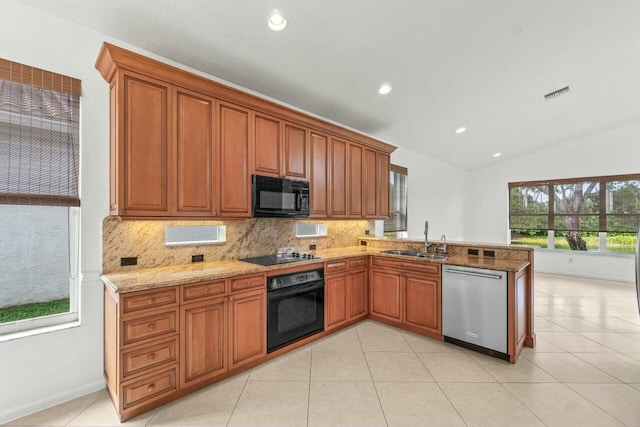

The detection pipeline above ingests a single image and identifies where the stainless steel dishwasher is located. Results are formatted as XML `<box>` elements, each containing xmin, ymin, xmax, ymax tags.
<box><xmin>442</xmin><ymin>264</ymin><xmax>508</xmax><ymax>359</ymax></box>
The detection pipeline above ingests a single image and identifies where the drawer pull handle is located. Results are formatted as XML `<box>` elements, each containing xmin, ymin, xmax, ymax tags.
<box><xmin>147</xmin><ymin>323</ymin><xmax>156</xmax><ymax>331</ymax></box>
<box><xmin>147</xmin><ymin>384</ymin><xmax>155</xmax><ymax>393</ymax></box>
<box><xmin>147</xmin><ymin>353</ymin><xmax>156</xmax><ymax>360</ymax></box>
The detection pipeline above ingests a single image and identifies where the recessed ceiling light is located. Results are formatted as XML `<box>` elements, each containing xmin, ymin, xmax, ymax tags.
<box><xmin>268</xmin><ymin>10</ymin><xmax>287</xmax><ymax>31</ymax></box>
<box><xmin>378</xmin><ymin>83</ymin><xmax>392</xmax><ymax>95</ymax></box>
<box><xmin>493</xmin><ymin>152</ymin><xmax>502</xmax><ymax>158</ymax></box>
<box><xmin>455</xmin><ymin>127</ymin><xmax>466</xmax><ymax>134</ymax></box>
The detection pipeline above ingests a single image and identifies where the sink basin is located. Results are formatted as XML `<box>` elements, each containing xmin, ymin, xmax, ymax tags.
<box><xmin>380</xmin><ymin>249</ymin><xmax>447</xmax><ymax>260</ymax></box>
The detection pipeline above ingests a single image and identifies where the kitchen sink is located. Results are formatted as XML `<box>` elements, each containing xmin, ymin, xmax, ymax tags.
<box><xmin>380</xmin><ymin>249</ymin><xmax>447</xmax><ymax>260</ymax></box>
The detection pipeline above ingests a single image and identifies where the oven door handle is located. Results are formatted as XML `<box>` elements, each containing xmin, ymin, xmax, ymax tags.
<box><xmin>268</xmin><ymin>281</ymin><xmax>325</xmax><ymax>299</ymax></box>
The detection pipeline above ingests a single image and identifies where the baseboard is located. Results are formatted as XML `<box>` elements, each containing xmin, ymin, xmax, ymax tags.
<box><xmin>0</xmin><ymin>379</ymin><xmax>106</xmax><ymax>425</ymax></box>
<box><xmin>535</xmin><ymin>269</ymin><xmax>634</xmax><ymax>285</ymax></box>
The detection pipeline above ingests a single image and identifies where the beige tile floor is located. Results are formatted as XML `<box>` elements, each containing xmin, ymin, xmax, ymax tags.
<box><xmin>6</xmin><ymin>272</ymin><xmax>640</xmax><ymax>427</ymax></box>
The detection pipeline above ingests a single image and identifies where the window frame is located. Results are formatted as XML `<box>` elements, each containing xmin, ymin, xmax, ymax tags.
<box><xmin>509</xmin><ymin>173</ymin><xmax>640</xmax><ymax>253</ymax></box>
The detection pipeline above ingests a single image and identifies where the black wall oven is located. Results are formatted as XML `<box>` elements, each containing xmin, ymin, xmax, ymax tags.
<box><xmin>252</xmin><ymin>174</ymin><xmax>310</xmax><ymax>218</ymax></box>
<box><xmin>267</xmin><ymin>268</ymin><xmax>324</xmax><ymax>353</ymax></box>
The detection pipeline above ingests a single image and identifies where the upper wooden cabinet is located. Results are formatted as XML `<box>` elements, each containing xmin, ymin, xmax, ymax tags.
<box><xmin>252</xmin><ymin>114</ymin><xmax>308</xmax><ymax>180</ymax></box>
<box><xmin>309</xmin><ymin>131</ymin><xmax>329</xmax><ymax>217</ymax></box>
<box><xmin>173</xmin><ymin>87</ymin><xmax>216</xmax><ymax>216</ymax></box>
<box><xmin>218</xmin><ymin>101</ymin><xmax>251</xmax><ymax>217</ymax></box>
<box><xmin>115</xmin><ymin>70</ymin><xmax>172</xmax><ymax>216</ymax></box>
<box><xmin>96</xmin><ymin>43</ymin><xmax>395</xmax><ymax>219</ymax></box>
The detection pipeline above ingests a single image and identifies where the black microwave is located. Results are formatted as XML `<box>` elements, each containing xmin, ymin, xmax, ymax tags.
<box><xmin>252</xmin><ymin>175</ymin><xmax>310</xmax><ymax>218</ymax></box>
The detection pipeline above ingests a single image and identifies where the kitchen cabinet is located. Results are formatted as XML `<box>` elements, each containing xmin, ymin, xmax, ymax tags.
<box><xmin>309</xmin><ymin>131</ymin><xmax>329</xmax><ymax>217</ymax></box>
<box><xmin>252</xmin><ymin>115</ymin><xmax>308</xmax><ymax>180</ymax></box>
<box><xmin>348</xmin><ymin>143</ymin><xmax>364</xmax><ymax>217</ymax></box>
<box><xmin>369</xmin><ymin>256</ymin><xmax>441</xmax><ymax>335</ymax></box>
<box><xmin>218</xmin><ymin>101</ymin><xmax>252</xmax><ymax>217</ymax></box>
<box><xmin>363</xmin><ymin>148</ymin><xmax>378</xmax><ymax>218</ymax></box>
<box><xmin>229</xmin><ymin>287</ymin><xmax>266</xmax><ymax>368</ymax></box>
<box><xmin>173</xmin><ymin>87</ymin><xmax>216</xmax><ymax>216</ymax></box>
<box><xmin>325</xmin><ymin>257</ymin><xmax>368</xmax><ymax>331</ymax></box>
<box><xmin>113</xmin><ymin>70</ymin><xmax>172</xmax><ymax>216</ymax></box>
<box><xmin>377</xmin><ymin>153</ymin><xmax>390</xmax><ymax>218</ymax></box>
<box><xmin>329</xmin><ymin>137</ymin><xmax>348</xmax><ymax>217</ymax></box>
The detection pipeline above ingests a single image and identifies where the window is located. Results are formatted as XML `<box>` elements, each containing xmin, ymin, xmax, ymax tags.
<box><xmin>509</xmin><ymin>174</ymin><xmax>640</xmax><ymax>253</ymax></box>
<box><xmin>0</xmin><ymin>58</ymin><xmax>81</xmax><ymax>336</ymax></box>
<box><xmin>384</xmin><ymin>164</ymin><xmax>408</xmax><ymax>233</ymax></box>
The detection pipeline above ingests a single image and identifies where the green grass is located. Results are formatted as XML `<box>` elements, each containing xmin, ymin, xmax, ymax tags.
<box><xmin>0</xmin><ymin>298</ymin><xmax>69</xmax><ymax>324</ymax></box>
<box><xmin>512</xmin><ymin>235</ymin><xmax>636</xmax><ymax>254</ymax></box>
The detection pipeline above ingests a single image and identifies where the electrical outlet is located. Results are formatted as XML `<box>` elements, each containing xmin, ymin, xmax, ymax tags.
<box><xmin>192</xmin><ymin>254</ymin><xmax>204</xmax><ymax>263</ymax></box>
<box><xmin>309</xmin><ymin>244</ymin><xmax>317</xmax><ymax>250</ymax></box>
<box><xmin>120</xmin><ymin>256</ymin><xmax>138</xmax><ymax>266</ymax></box>
<box><xmin>467</xmin><ymin>249</ymin><xmax>479</xmax><ymax>256</ymax></box>
<box><xmin>483</xmin><ymin>250</ymin><xmax>496</xmax><ymax>258</ymax></box>
<box><xmin>360</xmin><ymin>240</ymin><xmax>367</xmax><ymax>246</ymax></box>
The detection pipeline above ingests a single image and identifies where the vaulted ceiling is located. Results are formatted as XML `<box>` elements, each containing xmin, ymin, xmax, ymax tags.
<box><xmin>16</xmin><ymin>0</ymin><xmax>640</xmax><ymax>170</ymax></box>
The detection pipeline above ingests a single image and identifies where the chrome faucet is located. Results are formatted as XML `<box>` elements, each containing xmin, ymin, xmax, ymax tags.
<box><xmin>439</xmin><ymin>234</ymin><xmax>448</xmax><ymax>255</ymax></box>
<box><xmin>424</xmin><ymin>221</ymin><xmax>433</xmax><ymax>252</ymax></box>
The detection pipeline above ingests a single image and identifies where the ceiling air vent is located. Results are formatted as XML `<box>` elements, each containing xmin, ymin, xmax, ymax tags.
<box><xmin>544</xmin><ymin>86</ymin><xmax>570</xmax><ymax>101</ymax></box>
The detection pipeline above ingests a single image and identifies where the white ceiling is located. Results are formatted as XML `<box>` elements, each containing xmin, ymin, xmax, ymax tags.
<box><xmin>16</xmin><ymin>0</ymin><xmax>640</xmax><ymax>170</ymax></box>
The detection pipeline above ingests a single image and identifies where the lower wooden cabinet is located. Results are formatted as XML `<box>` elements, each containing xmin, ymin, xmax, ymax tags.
<box><xmin>325</xmin><ymin>258</ymin><xmax>368</xmax><ymax>331</ymax></box>
<box><xmin>369</xmin><ymin>256</ymin><xmax>442</xmax><ymax>335</ymax></box>
<box><xmin>229</xmin><ymin>288</ymin><xmax>266</xmax><ymax>368</ymax></box>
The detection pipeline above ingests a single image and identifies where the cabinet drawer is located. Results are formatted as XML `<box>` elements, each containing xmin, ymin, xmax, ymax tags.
<box><xmin>121</xmin><ymin>337</ymin><xmax>178</xmax><ymax>379</ymax></box>
<box><xmin>371</xmin><ymin>256</ymin><xmax>403</xmax><ymax>270</ymax></box>
<box><xmin>230</xmin><ymin>274</ymin><xmax>265</xmax><ymax>292</ymax></box>
<box><xmin>122</xmin><ymin>309</ymin><xmax>178</xmax><ymax>346</ymax></box>
<box><xmin>181</xmin><ymin>280</ymin><xmax>226</xmax><ymax>303</ymax></box>
<box><xmin>348</xmin><ymin>257</ymin><xmax>367</xmax><ymax>269</ymax></box>
<box><xmin>122</xmin><ymin>288</ymin><xmax>177</xmax><ymax>314</ymax></box>
<box><xmin>325</xmin><ymin>260</ymin><xmax>346</xmax><ymax>274</ymax></box>
<box><xmin>122</xmin><ymin>366</ymin><xmax>177</xmax><ymax>410</ymax></box>
<box><xmin>404</xmin><ymin>261</ymin><xmax>441</xmax><ymax>276</ymax></box>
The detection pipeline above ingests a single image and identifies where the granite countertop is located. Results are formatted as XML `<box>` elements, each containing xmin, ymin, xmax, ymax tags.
<box><xmin>101</xmin><ymin>245</ymin><xmax>529</xmax><ymax>293</ymax></box>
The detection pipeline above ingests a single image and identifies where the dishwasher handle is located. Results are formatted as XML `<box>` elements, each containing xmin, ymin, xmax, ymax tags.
<box><xmin>443</xmin><ymin>268</ymin><xmax>503</xmax><ymax>280</ymax></box>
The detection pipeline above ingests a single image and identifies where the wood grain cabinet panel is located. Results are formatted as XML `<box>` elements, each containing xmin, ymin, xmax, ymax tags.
<box><xmin>325</xmin><ymin>274</ymin><xmax>348</xmax><ymax>331</ymax></box>
<box><xmin>369</xmin><ymin>268</ymin><xmax>402</xmax><ymax>324</ymax></box>
<box><xmin>404</xmin><ymin>273</ymin><xmax>441</xmax><ymax>335</ymax></box>
<box><xmin>122</xmin><ymin>288</ymin><xmax>177</xmax><ymax>314</ymax></box>
<box><xmin>173</xmin><ymin>87</ymin><xmax>216</xmax><ymax>216</ymax></box>
<box><xmin>180</xmin><ymin>298</ymin><xmax>226</xmax><ymax>387</ymax></box>
<box><xmin>377</xmin><ymin>152</ymin><xmax>390</xmax><ymax>218</ymax></box>
<box><xmin>229</xmin><ymin>288</ymin><xmax>266</xmax><ymax>369</ymax></box>
<box><xmin>122</xmin><ymin>366</ymin><xmax>177</xmax><ymax>410</ymax></box>
<box><xmin>363</xmin><ymin>148</ymin><xmax>378</xmax><ymax>217</ymax></box>
<box><xmin>122</xmin><ymin>337</ymin><xmax>178</xmax><ymax>380</ymax></box>
<box><xmin>310</xmin><ymin>131</ymin><xmax>329</xmax><ymax>217</ymax></box>
<box><xmin>121</xmin><ymin>71</ymin><xmax>172</xmax><ymax>216</ymax></box>
<box><xmin>253</xmin><ymin>113</ymin><xmax>281</xmax><ymax>177</ymax></box>
<box><xmin>330</xmin><ymin>137</ymin><xmax>348</xmax><ymax>217</ymax></box>
<box><xmin>283</xmin><ymin>122</ymin><xmax>308</xmax><ymax>179</ymax></box>
<box><xmin>347</xmin><ymin>269</ymin><xmax>367</xmax><ymax>320</ymax></box>
<box><xmin>348</xmin><ymin>143</ymin><xmax>363</xmax><ymax>217</ymax></box>
<box><xmin>122</xmin><ymin>309</ymin><xmax>178</xmax><ymax>346</ymax></box>
<box><xmin>218</xmin><ymin>101</ymin><xmax>251</xmax><ymax>217</ymax></box>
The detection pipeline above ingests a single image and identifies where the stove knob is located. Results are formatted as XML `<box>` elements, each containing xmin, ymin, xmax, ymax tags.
<box><xmin>308</xmin><ymin>254</ymin><xmax>314</xmax><ymax>259</ymax></box>
<box><xmin>294</xmin><ymin>252</ymin><xmax>300</xmax><ymax>257</ymax></box>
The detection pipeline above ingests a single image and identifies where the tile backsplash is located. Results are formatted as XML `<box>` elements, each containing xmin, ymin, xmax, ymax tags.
<box><xmin>103</xmin><ymin>217</ymin><xmax>374</xmax><ymax>273</ymax></box>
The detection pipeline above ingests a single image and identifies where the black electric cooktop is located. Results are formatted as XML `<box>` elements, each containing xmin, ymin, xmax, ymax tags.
<box><xmin>239</xmin><ymin>253</ymin><xmax>320</xmax><ymax>266</ymax></box>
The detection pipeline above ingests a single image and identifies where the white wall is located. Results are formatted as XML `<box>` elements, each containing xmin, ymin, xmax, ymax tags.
<box><xmin>465</xmin><ymin>121</ymin><xmax>640</xmax><ymax>282</ymax></box>
<box><xmin>391</xmin><ymin>146</ymin><xmax>467</xmax><ymax>241</ymax></box>
<box><xmin>0</xmin><ymin>1</ymin><xmax>110</xmax><ymax>422</ymax></box>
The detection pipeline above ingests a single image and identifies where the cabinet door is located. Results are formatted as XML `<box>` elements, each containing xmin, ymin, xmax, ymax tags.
<box><xmin>253</xmin><ymin>113</ymin><xmax>281</xmax><ymax>177</ymax></box>
<box><xmin>180</xmin><ymin>298</ymin><xmax>226</xmax><ymax>387</ymax></box>
<box><xmin>330</xmin><ymin>137</ymin><xmax>348</xmax><ymax>217</ymax></box>
<box><xmin>369</xmin><ymin>268</ymin><xmax>402</xmax><ymax>324</ymax></box>
<box><xmin>347</xmin><ymin>269</ymin><xmax>367</xmax><ymax>320</ymax></box>
<box><xmin>325</xmin><ymin>274</ymin><xmax>348</xmax><ymax>331</ymax></box>
<box><xmin>347</xmin><ymin>143</ymin><xmax>363</xmax><ymax>218</ymax></box>
<box><xmin>377</xmin><ymin>152</ymin><xmax>390</xmax><ymax>218</ymax></box>
<box><xmin>283</xmin><ymin>122</ymin><xmax>308</xmax><ymax>179</ymax></box>
<box><xmin>229</xmin><ymin>289</ymin><xmax>266</xmax><ymax>369</ymax></box>
<box><xmin>120</xmin><ymin>70</ymin><xmax>172</xmax><ymax>216</ymax></box>
<box><xmin>218</xmin><ymin>101</ymin><xmax>251</xmax><ymax>217</ymax></box>
<box><xmin>404</xmin><ymin>273</ymin><xmax>441</xmax><ymax>334</ymax></box>
<box><xmin>173</xmin><ymin>87</ymin><xmax>216</xmax><ymax>216</ymax></box>
<box><xmin>309</xmin><ymin>131</ymin><xmax>329</xmax><ymax>217</ymax></box>
<box><xmin>363</xmin><ymin>148</ymin><xmax>378</xmax><ymax>218</ymax></box>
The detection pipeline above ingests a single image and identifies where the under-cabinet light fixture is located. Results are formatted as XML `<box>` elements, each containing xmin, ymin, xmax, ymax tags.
<box><xmin>268</xmin><ymin>10</ymin><xmax>287</xmax><ymax>31</ymax></box>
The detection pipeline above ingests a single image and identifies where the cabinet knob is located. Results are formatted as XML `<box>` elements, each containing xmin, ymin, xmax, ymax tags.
<box><xmin>147</xmin><ymin>352</ymin><xmax>156</xmax><ymax>360</ymax></box>
<box><xmin>147</xmin><ymin>384</ymin><xmax>155</xmax><ymax>393</ymax></box>
<box><xmin>147</xmin><ymin>323</ymin><xmax>156</xmax><ymax>331</ymax></box>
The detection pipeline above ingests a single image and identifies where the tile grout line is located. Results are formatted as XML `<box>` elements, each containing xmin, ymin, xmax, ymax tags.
<box><xmin>306</xmin><ymin>349</ymin><xmax>312</xmax><ymax>427</ymax></box>
<box><xmin>354</xmin><ymin>324</ymin><xmax>390</xmax><ymax>427</ymax></box>
<box><xmin>224</xmin><ymin>374</ymin><xmax>249</xmax><ymax>427</ymax></box>
<box><xmin>494</xmin><ymin>382</ymin><xmax>549</xmax><ymax>427</ymax></box>
<box><xmin>565</xmin><ymin>382</ymin><xmax>639</xmax><ymax>427</ymax></box>
<box><xmin>63</xmin><ymin>389</ymin><xmax>106</xmax><ymax>427</ymax></box>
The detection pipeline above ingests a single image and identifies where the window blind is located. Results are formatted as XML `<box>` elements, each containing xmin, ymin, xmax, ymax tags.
<box><xmin>384</xmin><ymin>164</ymin><xmax>408</xmax><ymax>232</ymax></box>
<box><xmin>0</xmin><ymin>59</ymin><xmax>80</xmax><ymax>206</ymax></box>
